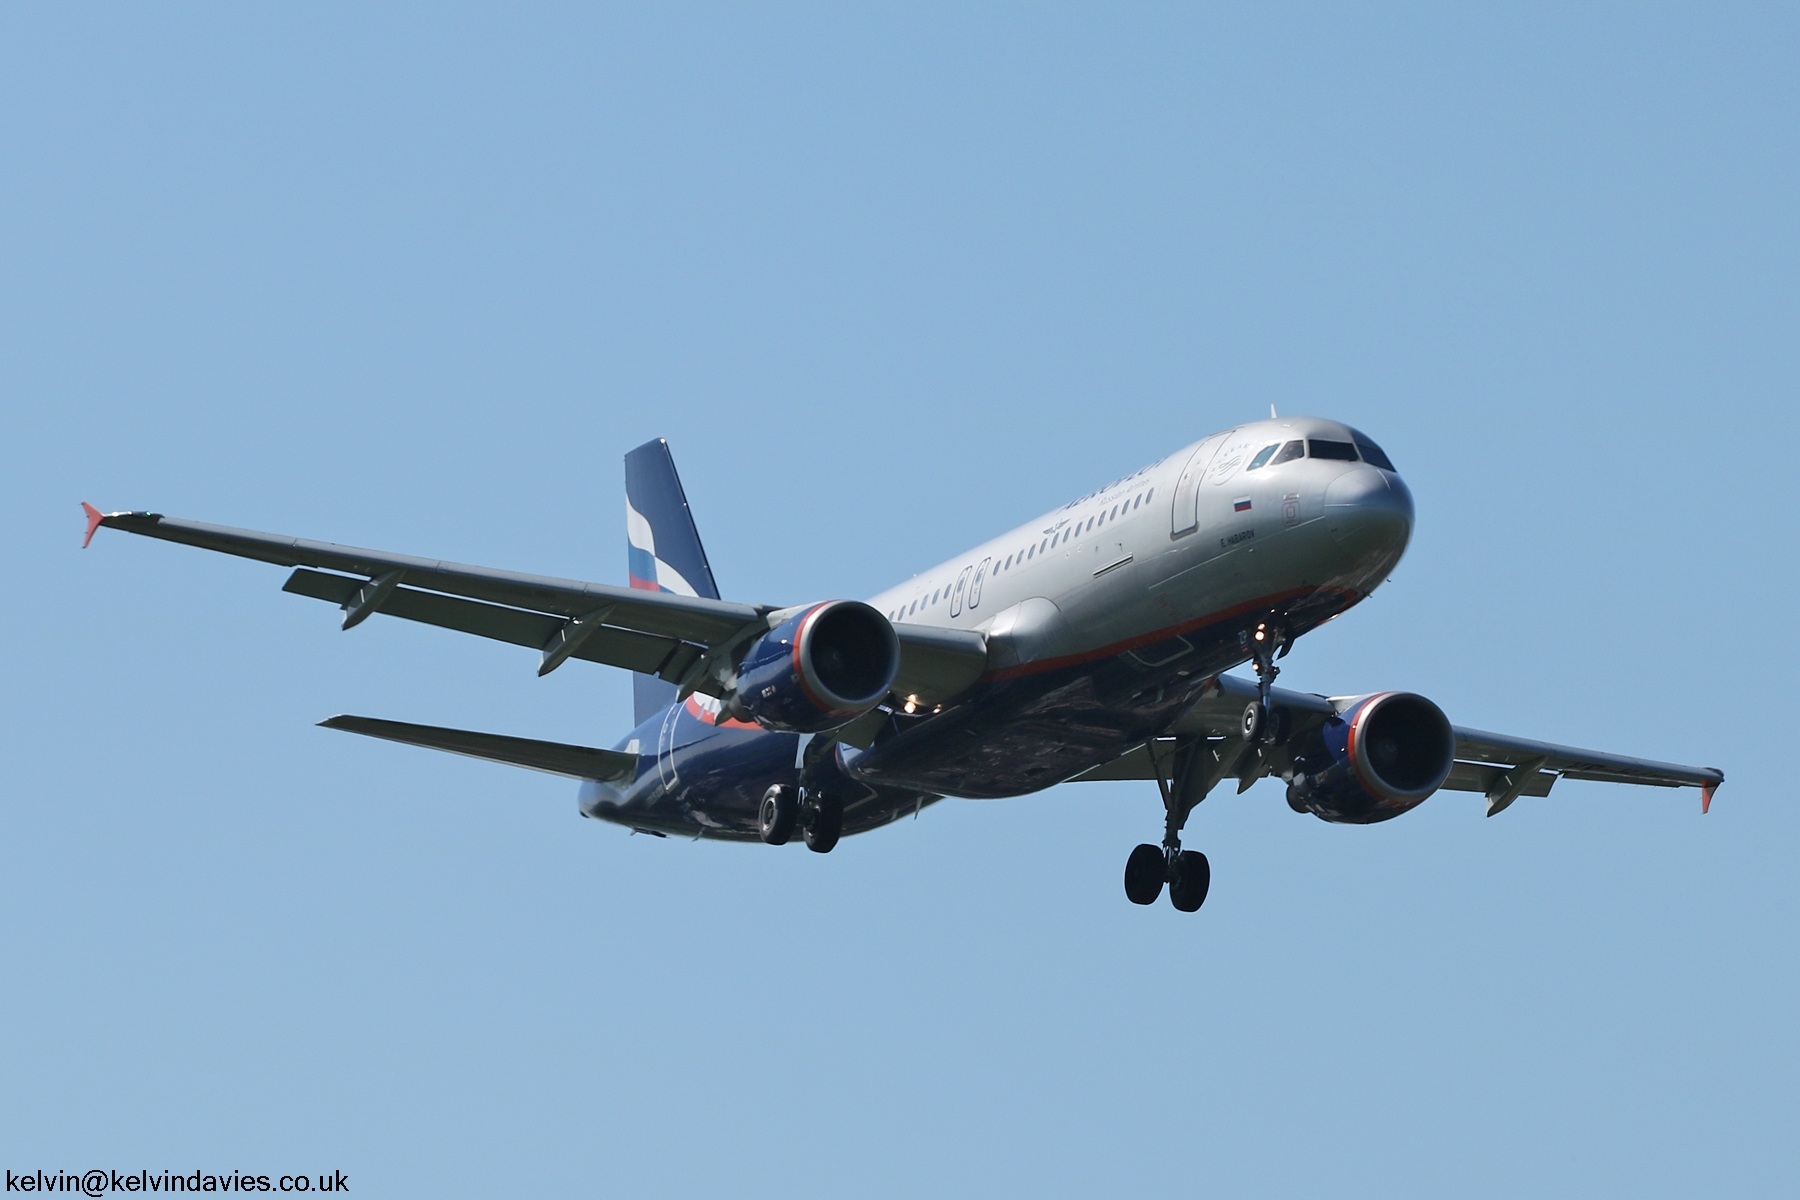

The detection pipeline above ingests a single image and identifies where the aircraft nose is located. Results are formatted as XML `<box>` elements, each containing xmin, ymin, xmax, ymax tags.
<box><xmin>1325</xmin><ymin>465</ymin><xmax>1413</xmax><ymax>560</ymax></box>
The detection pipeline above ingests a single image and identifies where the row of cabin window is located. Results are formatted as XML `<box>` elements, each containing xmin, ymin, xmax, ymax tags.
<box><xmin>1244</xmin><ymin>435</ymin><xmax>1397</xmax><ymax>473</ymax></box>
<box><xmin>885</xmin><ymin>487</ymin><xmax>1157</xmax><ymax>621</ymax></box>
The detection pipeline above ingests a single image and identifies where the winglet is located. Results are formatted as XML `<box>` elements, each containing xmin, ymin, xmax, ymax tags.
<box><xmin>81</xmin><ymin>502</ymin><xmax>105</xmax><ymax>549</ymax></box>
<box><xmin>1702</xmin><ymin>783</ymin><xmax>1715</xmax><ymax>814</ymax></box>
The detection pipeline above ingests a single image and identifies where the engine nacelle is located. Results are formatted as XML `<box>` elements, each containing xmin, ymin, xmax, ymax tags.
<box><xmin>730</xmin><ymin>601</ymin><xmax>900</xmax><ymax>734</ymax></box>
<box><xmin>1285</xmin><ymin>691</ymin><xmax>1454</xmax><ymax>824</ymax></box>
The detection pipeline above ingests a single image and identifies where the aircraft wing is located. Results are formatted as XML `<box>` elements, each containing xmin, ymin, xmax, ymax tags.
<box><xmin>1078</xmin><ymin>673</ymin><xmax>1722</xmax><ymax>814</ymax></box>
<box><xmin>320</xmin><ymin>715</ymin><xmax>638</xmax><ymax>782</ymax></box>
<box><xmin>84</xmin><ymin>508</ymin><xmax>986</xmax><ymax>703</ymax></box>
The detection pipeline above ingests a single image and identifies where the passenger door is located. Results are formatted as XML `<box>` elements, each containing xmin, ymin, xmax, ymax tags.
<box><xmin>948</xmin><ymin>565</ymin><xmax>973</xmax><ymax>617</ymax></box>
<box><xmin>1170</xmin><ymin>432</ymin><xmax>1231</xmax><ymax>537</ymax></box>
<box><xmin>967</xmin><ymin>558</ymin><xmax>992</xmax><ymax>610</ymax></box>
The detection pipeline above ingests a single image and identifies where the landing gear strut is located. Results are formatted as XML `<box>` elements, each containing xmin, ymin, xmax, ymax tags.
<box><xmin>1241</xmin><ymin>622</ymin><xmax>1289</xmax><ymax>745</ymax></box>
<box><xmin>1122</xmin><ymin>738</ymin><xmax>1229</xmax><ymax>912</ymax></box>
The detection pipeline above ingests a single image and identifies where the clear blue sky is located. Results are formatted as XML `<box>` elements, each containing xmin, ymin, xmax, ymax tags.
<box><xmin>3</xmin><ymin>5</ymin><xmax>1795</xmax><ymax>1196</ymax></box>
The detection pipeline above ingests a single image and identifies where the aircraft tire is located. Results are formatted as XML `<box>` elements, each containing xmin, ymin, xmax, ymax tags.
<box><xmin>1124</xmin><ymin>843</ymin><xmax>1165</xmax><ymax>905</ymax></box>
<box><xmin>1241</xmin><ymin>702</ymin><xmax>1265</xmax><ymax>743</ymax></box>
<box><xmin>759</xmin><ymin>784</ymin><xmax>798</xmax><ymax>845</ymax></box>
<box><xmin>1168</xmin><ymin>850</ymin><xmax>1211</xmax><ymax>912</ymax></box>
<box><xmin>803</xmin><ymin>793</ymin><xmax>843</xmax><ymax>854</ymax></box>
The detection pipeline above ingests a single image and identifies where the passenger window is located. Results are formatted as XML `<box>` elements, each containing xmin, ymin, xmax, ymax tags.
<box><xmin>1270</xmin><ymin>440</ymin><xmax>1304</xmax><ymax>465</ymax></box>
<box><xmin>1352</xmin><ymin>433</ymin><xmax>1397</xmax><ymax>471</ymax></box>
<box><xmin>1146</xmin><ymin>488</ymin><xmax>1154</xmax><ymax>502</ymax></box>
<box><xmin>1308</xmin><ymin>439</ymin><xmax>1358</xmax><ymax>461</ymax></box>
<box><xmin>1245</xmin><ymin>443</ymin><xmax>1280</xmax><ymax>471</ymax></box>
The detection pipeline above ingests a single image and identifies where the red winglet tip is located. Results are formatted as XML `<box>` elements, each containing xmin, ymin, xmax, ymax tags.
<box><xmin>1701</xmin><ymin>784</ymin><xmax>1715</xmax><ymax>814</ymax></box>
<box><xmin>81</xmin><ymin>502</ymin><xmax>104</xmax><ymax>549</ymax></box>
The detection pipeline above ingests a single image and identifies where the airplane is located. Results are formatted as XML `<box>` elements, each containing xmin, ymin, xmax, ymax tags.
<box><xmin>81</xmin><ymin>416</ymin><xmax>1722</xmax><ymax>912</ymax></box>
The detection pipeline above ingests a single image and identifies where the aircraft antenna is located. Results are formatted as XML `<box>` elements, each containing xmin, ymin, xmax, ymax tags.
<box><xmin>1270</xmin><ymin>404</ymin><xmax>1278</xmax><ymax>419</ymax></box>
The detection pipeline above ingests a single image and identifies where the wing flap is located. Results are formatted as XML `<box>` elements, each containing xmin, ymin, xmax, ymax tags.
<box><xmin>283</xmin><ymin>568</ymin><xmax>685</xmax><ymax>676</ymax></box>
<box><xmin>1069</xmin><ymin>739</ymin><xmax>1178</xmax><ymax>782</ymax></box>
<box><xmin>1441</xmin><ymin>760</ymin><xmax>1558</xmax><ymax>797</ymax></box>
<box><xmin>319</xmin><ymin>714</ymin><xmax>637</xmax><ymax>782</ymax></box>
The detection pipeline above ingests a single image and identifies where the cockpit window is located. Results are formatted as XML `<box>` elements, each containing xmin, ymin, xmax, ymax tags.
<box><xmin>1351</xmin><ymin>432</ymin><xmax>1396</xmax><ymax>471</ymax></box>
<box><xmin>1308</xmin><ymin>439</ymin><xmax>1359</xmax><ymax>461</ymax></box>
<box><xmin>1245</xmin><ymin>443</ymin><xmax>1280</xmax><ymax>471</ymax></box>
<box><xmin>1270</xmin><ymin>440</ymin><xmax>1304</xmax><ymax>465</ymax></box>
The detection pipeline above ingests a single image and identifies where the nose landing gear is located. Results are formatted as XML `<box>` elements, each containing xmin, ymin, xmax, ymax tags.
<box><xmin>1241</xmin><ymin>623</ymin><xmax>1290</xmax><ymax>745</ymax></box>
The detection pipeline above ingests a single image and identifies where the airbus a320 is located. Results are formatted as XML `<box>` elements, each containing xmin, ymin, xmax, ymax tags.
<box><xmin>82</xmin><ymin>417</ymin><xmax>1722</xmax><ymax>912</ymax></box>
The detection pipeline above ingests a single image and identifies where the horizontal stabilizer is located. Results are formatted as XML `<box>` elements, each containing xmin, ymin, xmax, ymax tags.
<box><xmin>319</xmin><ymin>715</ymin><xmax>637</xmax><ymax>783</ymax></box>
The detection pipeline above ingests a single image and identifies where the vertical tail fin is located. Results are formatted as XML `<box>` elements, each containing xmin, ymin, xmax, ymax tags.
<box><xmin>625</xmin><ymin>439</ymin><xmax>721</xmax><ymax>725</ymax></box>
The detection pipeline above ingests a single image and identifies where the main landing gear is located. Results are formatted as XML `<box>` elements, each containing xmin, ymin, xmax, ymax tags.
<box><xmin>1125</xmin><ymin>621</ymin><xmax>1292</xmax><ymax>912</ymax></box>
<box><xmin>758</xmin><ymin>784</ymin><xmax>842</xmax><ymax>853</ymax></box>
<box><xmin>1124</xmin><ymin>841</ymin><xmax>1210</xmax><ymax>911</ymax></box>
<box><xmin>1124</xmin><ymin>737</ymin><xmax>1230</xmax><ymax>913</ymax></box>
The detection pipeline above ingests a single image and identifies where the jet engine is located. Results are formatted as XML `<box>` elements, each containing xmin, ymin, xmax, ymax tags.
<box><xmin>730</xmin><ymin>601</ymin><xmax>900</xmax><ymax>734</ymax></box>
<box><xmin>1285</xmin><ymin>692</ymin><xmax>1454</xmax><ymax>824</ymax></box>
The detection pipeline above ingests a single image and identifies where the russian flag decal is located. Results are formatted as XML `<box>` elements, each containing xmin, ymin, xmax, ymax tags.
<box><xmin>1233</xmin><ymin>497</ymin><xmax>1252</xmax><ymax>513</ymax></box>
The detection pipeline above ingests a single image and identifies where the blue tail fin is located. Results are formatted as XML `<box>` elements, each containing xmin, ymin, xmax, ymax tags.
<box><xmin>625</xmin><ymin>439</ymin><xmax>721</xmax><ymax>725</ymax></box>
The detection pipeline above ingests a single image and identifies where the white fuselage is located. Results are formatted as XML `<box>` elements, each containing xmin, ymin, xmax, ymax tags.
<box><xmin>870</xmin><ymin>416</ymin><xmax>1413</xmax><ymax>675</ymax></box>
